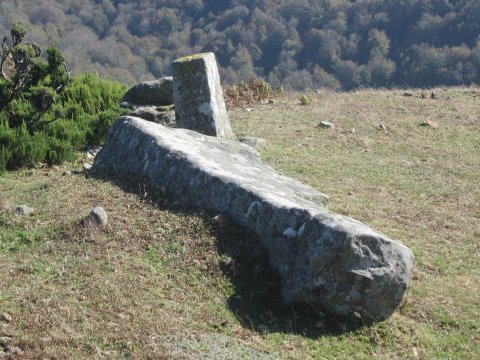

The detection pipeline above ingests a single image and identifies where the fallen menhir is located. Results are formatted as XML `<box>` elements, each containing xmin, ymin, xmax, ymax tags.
<box><xmin>91</xmin><ymin>53</ymin><xmax>413</xmax><ymax>322</ymax></box>
<box><xmin>91</xmin><ymin>117</ymin><xmax>413</xmax><ymax>322</ymax></box>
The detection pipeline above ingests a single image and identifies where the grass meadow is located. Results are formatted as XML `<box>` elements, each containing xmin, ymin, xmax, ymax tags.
<box><xmin>0</xmin><ymin>87</ymin><xmax>479</xmax><ymax>359</ymax></box>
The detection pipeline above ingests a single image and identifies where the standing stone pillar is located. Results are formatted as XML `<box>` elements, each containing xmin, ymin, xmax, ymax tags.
<box><xmin>172</xmin><ymin>53</ymin><xmax>235</xmax><ymax>140</ymax></box>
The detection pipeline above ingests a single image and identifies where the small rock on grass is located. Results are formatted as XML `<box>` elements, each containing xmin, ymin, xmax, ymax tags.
<box><xmin>81</xmin><ymin>207</ymin><xmax>108</xmax><ymax>228</ymax></box>
<box><xmin>14</xmin><ymin>205</ymin><xmax>34</xmax><ymax>216</ymax></box>
<box><xmin>319</xmin><ymin>120</ymin><xmax>334</xmax><ymax>128</ymax></box>
<box><xmin>0</xmin><ymin>336</ymin><xmax>12</xmax><ymax>346</ymax></box>
<box><xmin>83</xmin><ymin>163</ymin><xmax>92</xmax><ymax>173</ymax></box>
<box><xmin>420</xmin><ymin>120</ymin><xmax>439</xmax><ymax>128</ymax></box>
<box><xmin>1</xmin><ymin>313</ymin><xmax>12</xmax><ymax>323</ymax></box>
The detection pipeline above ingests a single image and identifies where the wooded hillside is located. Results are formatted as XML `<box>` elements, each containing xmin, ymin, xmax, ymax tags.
<box><xmin>1</xmin><ymin>0</ymin><xmax>479</xmax><ymax>89</ymax></box>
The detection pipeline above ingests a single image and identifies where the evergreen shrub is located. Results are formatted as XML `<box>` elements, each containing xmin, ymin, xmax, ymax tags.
<box><xmin>0</xmin><ymin>19</ymin><xmax>127</xmax><ymax>174</ymax></box>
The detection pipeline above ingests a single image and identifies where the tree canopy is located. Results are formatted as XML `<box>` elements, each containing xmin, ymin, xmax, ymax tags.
<box><xmin>1</xmin><ymin>1</ymin><xmax>479</xmax><ymax>90</ymax></box>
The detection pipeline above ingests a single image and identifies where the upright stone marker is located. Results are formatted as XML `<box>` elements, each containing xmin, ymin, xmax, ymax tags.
<box><xmin>172</xmin><ymin>53</ymin><xmax>235</xmax><ymax>139</ymax></box>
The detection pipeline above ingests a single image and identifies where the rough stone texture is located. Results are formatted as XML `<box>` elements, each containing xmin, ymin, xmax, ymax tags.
<box><xmin>92</xmin><ymin>116</ymin><xmax>414</xmax><ymax>321</ymax></box>
<box><xmin>122</xmin><ymin>77</ymin><xmax>173</xmax><ymax>106</ymax></box>
<box><xmin>14</xmin><ymin>205</ymin><xmax>34</xmax><ymax>216</ymax></box>
<box><xmin>172</xmin><ymin>53</ymin><xmax>235</xmax><ymax>139</ymax></box>
<box><xmin>81</xmin><ymin>207</ymin><xmax>108</xmax><ymax>228</ymax></box>
<box><xmin>130</xmin><ymin>106</ymin><xmax>176</xmax><ymax>127</ymax></box>
<box><xmin>1</xmin><ymin>312</ymin><xmax>12</xmax><ymax>323</ymax></box>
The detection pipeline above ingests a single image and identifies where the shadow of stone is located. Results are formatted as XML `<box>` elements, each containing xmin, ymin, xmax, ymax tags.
<box><xmin>209</xmin><ymin>218</ymin><xmax>369</xmax><ymax>338</ymax></box>
<box><xmin>90</xmin><ymin>175</ymin><xmax>368</xmax><ymax>337</ymax></box>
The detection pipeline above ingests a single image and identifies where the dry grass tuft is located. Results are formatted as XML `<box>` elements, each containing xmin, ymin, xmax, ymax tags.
<box><xmin>224</xmin><ymin>77</ymin><xmax>281</xmax><ymax>109</ymax></box>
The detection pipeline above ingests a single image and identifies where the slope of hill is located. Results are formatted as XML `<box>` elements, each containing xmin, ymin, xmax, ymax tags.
<box><xmin>1</xmin><ymin>87</ymin><xmax>479</xmax><ymax>358</ymax></box>
<box><xmin>1</xmin><ymin>0</ymin><xmax>479</xmax><ymax>89</ymax></box>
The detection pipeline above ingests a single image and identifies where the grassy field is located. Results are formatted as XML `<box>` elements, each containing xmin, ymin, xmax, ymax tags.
<box><xmin>1</xmin><ymin>87</ymin><xmax>479</xmax><ymax>359</ymax></box>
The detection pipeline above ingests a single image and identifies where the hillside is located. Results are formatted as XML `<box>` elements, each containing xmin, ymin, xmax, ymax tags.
<box><xmin>1</xmin><ymin>87</ymin><xmax>479</xmax><ymax>358</ymax></box>
<box><xmin>1</xmin><ymin>0</ymin><xmax>479</xmax><ymax>89</ymax></box>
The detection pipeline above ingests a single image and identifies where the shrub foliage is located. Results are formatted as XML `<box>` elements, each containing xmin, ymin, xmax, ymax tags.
<box><xmin>0</xmin><ymin>20</ymin><xmax>126</xmax><ymax>173</ymax></box>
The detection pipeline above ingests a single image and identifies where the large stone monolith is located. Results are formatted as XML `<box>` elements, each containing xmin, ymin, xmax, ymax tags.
<box><xmin>172</xmin><ymin>53</ymin><xmax>235</xmax><ymax>139</ymax></box>
<box><xmin>92</xmin><ymin>116</ymin><xmax>414</xmax><ymax>322</ymax></box>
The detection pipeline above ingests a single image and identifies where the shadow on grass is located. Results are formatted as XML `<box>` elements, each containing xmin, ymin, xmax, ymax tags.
<box><xmin>209</xmin><ymin>218</ymin><xmax>368</xmax><ymax>339</ymax></box>
<box><xmin>91</xmin><ymin>176</ymin><xmax>367</xmax><ymax>338</ymax></box>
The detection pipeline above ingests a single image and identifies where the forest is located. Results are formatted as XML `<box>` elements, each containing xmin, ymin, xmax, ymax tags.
<box><xmin>1</xmin><ymin>0</ymin><xmax>479</xmax><ymax>90</ymax></box>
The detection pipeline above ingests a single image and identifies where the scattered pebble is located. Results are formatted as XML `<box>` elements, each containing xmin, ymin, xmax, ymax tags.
<box><xmin>379</xmin><ymin>123</ymin><xmax>387</xmax><ymax>133</ymax></box>
<box><xmin>319</xmin><ymin>121</ymin><xmax>334</xmax><ymax>128</ymax></box>
<box><xmin>431</xmin><ymin>91</ymin><xmax>439</xmax><ymax>99</ymax></box>
<box><xmin>14</xmin><ymin>205</ymin><xmax>34</xmax><ymax>216</ymax></box>
<box><xmin>412</xmin><ymin>347</ymin><xmax>419</xmax><ymax>358</ymax></box>
<box><xmin>81</xmin><ymin>207</ymin><xmax>108</xmax><ymax>228</ymax></box>
<box><xmin>62</xmin><ymin>170</ymin><xmax>72</xmax><ymax>176</ymax></box>
<box><xmin>403</xmin><ymin>92</ymin><xmax>413</xmax><ymax>97</ymax></box>
<box><xmin>1</xmin><ymin>313</ymin><xmax>12</xmax><ymax>323</ymax></box>
<box><xmin>420</xmin><ymin>120</ymin><xmax>439</xmax><ymax>128</ymax></box>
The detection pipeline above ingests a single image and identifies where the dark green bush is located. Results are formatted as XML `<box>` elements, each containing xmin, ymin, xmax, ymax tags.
<box><xmin>0</xmin><ymin>20</ymin><xmax>127</xmax><ymax>174</ymax></box>
<box><xmin>0</xmin><ymin>74</ymin><xmax>126</xmax><ymax>173</ymax></box>
<box><xmin>0</xmin><ymin>73</ymin><xmax>126</xmax><ymax>174</ymax></box>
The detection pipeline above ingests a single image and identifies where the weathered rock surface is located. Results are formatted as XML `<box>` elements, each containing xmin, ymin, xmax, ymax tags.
<box><xmin>130</xmin><ymin>106</ymin><xmax>176</xmax><ymax>127</ymax></box>
<box><xmin>81</xmin><ymin>207</ymin><xmax>108</xmax><ymax>228</ymax></box>
<box><xmin>92</xmin><ymin>116</ymin><xmax>414</xmax><ymax>321</ymax></box>
<box><xmin>122</xmin><ymin>77</ymin><xmax>173</xmax><ymax>106</ymax></box>
<box><xmin>172</xmin><ymin>53</ymin><xmax>235</xmax><ymax>139</ymax></box>
<box><xmin>14</xmin><ymin>205</ymin><xmax>34</xmax><ymax>216</ymax></box>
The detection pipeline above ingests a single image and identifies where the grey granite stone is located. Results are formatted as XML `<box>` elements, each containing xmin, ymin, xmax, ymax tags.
<box><xmin>122</xmin><ymin>77</ymin><xmax>173</xmax><ymax>106</ymax></box>
<box><xmin>92</xmin><ymin>116</ymin><xmax>414</xmax><ymax>321</ymax></box>
<box><xmin>172</xmin><ymin>53</ymin><xmax>235</xmax><ymax>139</ymax></box>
